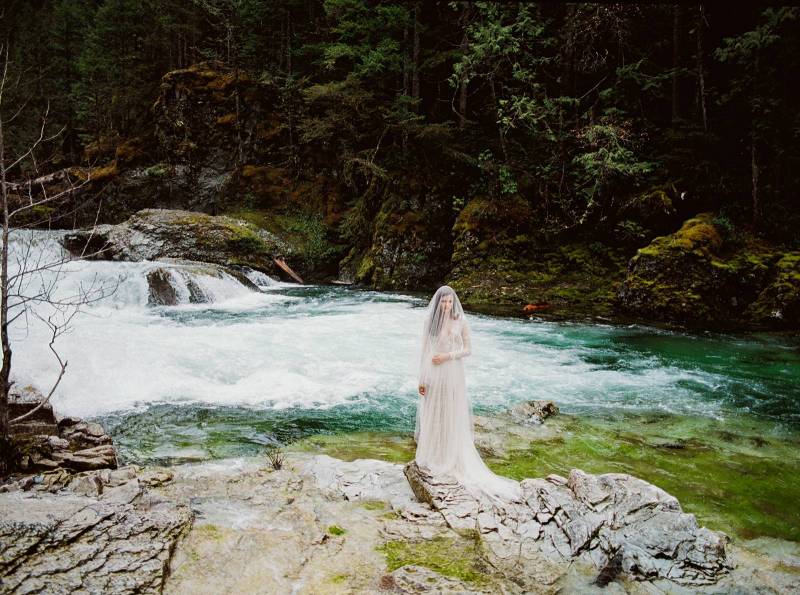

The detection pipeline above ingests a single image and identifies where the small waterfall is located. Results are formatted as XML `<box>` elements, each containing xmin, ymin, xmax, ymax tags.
<box><xmin>6</xmin><ymin>229</ymin><xmax>262</xmax><ymax>309</ymax></box>
<box><xmin>240</xmin><ymin>266</ymin><xmax>281</xmax><ymax>288</ymax></box>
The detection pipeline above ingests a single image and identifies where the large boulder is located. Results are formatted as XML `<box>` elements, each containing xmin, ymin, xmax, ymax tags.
<box><xmin>340</xmin><ymin>191</ymin><xmax>453</xmax><ymax>290</ymax></box>
<box><xmin>145</xmin><ymin>259</ymin><xmax>261</xmax><ymax>306</ymax></box>
<box><xmin>61</xmin><ymin>208</ymin><xmax>301</xmax><ymax>281</ymax></box>
<box><xmin>617</xmin><ymin>212</ymin><xmax>799</xmax><ymax>328</ymax></box>
<box><xmin>154</xmin><ymin>60</ymin><xmax>284</xmax><ymax>174</ymax></box>
<box><xmin>403</xmin><ymin>460</ymin><xmax>732</xmax><ymax>588</ymax></box>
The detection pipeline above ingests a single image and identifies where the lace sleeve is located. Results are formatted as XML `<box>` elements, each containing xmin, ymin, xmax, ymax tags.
<box><xmin>449</xmin><ymin>319</ymin><xmax>472</xmax><ymax>360</ymax></box>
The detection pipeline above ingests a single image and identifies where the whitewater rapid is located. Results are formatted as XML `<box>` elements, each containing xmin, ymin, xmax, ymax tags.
<box><xmin>5</xmin><ymin>229</ymin><xmax>799</xmax><ymax>425</ymax></box>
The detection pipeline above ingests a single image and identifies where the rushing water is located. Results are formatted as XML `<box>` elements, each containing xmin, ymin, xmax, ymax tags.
<box><xmin>7</xmin><ymin>229</ymin><xmax>800</xmax><ymax>541</ymax></box>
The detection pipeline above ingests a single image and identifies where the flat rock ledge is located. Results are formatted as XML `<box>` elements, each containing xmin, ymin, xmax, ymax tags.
<box><xmin>0</xmin><ymin>466</ymin><xmax>191</xmax><ymax>594</ymax></box>
<box><xmin>403</xmin><ymin>460</ymin><xmax>732</xmax><ymax>588</ymax></box>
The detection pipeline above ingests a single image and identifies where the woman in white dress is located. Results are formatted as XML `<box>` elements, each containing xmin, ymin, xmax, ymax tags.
<box><xmin>415</xmin><ymin>285</ymin><xmax>523</xmax><ymax>503</ymax></box>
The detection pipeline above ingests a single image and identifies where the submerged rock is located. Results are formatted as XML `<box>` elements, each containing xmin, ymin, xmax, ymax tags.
<box><xmin>510</xmin><ymin>399</ymin><xmax>560</xmax><ymax>425</ymax></box>
<box><xmin>145</xmin><ymin>259</ymin><xmax>262</xmax><ymax>306</ymax></box>
<box><xmin>61</xmin><ymin>208</ymin><xmax>300</xmax><ymax>282</ymax></box>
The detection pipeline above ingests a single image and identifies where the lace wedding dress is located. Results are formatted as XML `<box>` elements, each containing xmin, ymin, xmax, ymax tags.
<box><xmin>415</xmin><ymin>286</ymin><xmax>523</xmax><ymax>503</ymax></box>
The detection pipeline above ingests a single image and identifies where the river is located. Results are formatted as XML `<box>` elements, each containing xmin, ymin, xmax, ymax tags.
<box><xmin>7</xmin><ymin>228</ymin><xmax>800</xmax><ymax>543</ymax></box>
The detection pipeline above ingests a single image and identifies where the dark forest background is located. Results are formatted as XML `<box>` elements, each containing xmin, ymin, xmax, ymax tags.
<box><xmin>3</xmin><ymin>1</ymin><xmax>799</xmax><ymax>238</ymax></box>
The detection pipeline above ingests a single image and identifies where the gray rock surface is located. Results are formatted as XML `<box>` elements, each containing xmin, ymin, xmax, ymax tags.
<box><xmin>403</xmin><ymin>460</ymin><xmax>732</xmax><ymax>588</ymax></box>
<box><xmin>10</xmin><ymin>385</ymin><xmax>118</xmax><ymax>473</ymax></box>
<box><xmin>0</xmin><ymin>468</ymin><xmax>191</xmax><ymax>594</ymax></box>
<box><xmin>61</xmin><ymin>208</ymin><xmax>296</xmax><ymax>281</ymax></box>
<box><xmin>3</xmin><ymin>453</ymin><xmax>796</xmax><ymax>594</ymax></box>
<box><xmin>510</xmin><ymin>399</ymin><xmax>560</xmax><ymax>425</ymax></box>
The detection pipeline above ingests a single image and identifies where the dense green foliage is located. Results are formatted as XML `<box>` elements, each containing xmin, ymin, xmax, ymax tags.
<box><xmin>2</xmin><ymin>2</ymin><xmax>799</xmax><ymax>244</ymax></box>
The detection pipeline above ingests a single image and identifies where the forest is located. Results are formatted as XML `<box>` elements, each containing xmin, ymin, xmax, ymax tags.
<box><xmin>2</xmin><ymin>1</ymin><xmax>799</xmax><ymax>327</ymax></box>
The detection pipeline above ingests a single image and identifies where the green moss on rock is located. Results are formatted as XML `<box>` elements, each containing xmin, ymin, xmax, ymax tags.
<box><xmin>618</xmin><ymin>212</ymin><xmax>797</xmax><ymax>328</ymax></box>
<box><xmin>376</xmin><ymin>535</ymin><xmax>491</xmax><ymax>586</ymax></box>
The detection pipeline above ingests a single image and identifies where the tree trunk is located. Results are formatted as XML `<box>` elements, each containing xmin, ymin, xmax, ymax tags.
<box><xmin>751</xmin><ymin>45</ymin><xmax>760</xmax><ymax>228</ymax></box>
<box><xmin>0</xmin><ymin>88</ymin><xmax>11</xmax><ymax>466</ymax></box>
<box><xmin>286</xmin><ymin>9</ymin><xmax>292</xmax><ymax>75</ymax></box>
<box><xmin>403</xmin><ymin>19</ymin><xmax>409</xmax><ymax>96</ymax></box>
<box><xmin>696</xmin><ymin>4</ymin><xmax>708</xmax><ymax>132</ymax></box>
<box><xmin>489</xmin><ymin>76</ymin><xmax>508</xmax><ymax>162</ymax></box>
<box><xmin>671</xmin><ymin>4</ymin><xmax>686</xmax><ymax>124</ymax></box>
<box><xmin>751</xmin><ymin>138</ymin><xmax>759</xmax><ymax>228</ymax></box>
<box><xmin>411</xmin><ymin>2</ymin><xmax>420</xmax><ymax>104</ymax></box>
<box><xmin>457</xmin><ymin>2</ymin><xmax>471</xmax><ymax>129</ymax></box>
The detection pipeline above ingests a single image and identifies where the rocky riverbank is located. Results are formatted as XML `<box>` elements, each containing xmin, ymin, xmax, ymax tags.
<box><xmin>51</xmin><ymin>204</ymin><xmax>800</xmax><ymax>332</ymax></box>
<box><xmin>2</xmin><ymin>396</ymin><xmax>798</xmax><ymax>594</ymax></box>
<box><xmin>3</xmin><ymin>450</ymin><xmax>798</xmax><ymax>594</ymax></box>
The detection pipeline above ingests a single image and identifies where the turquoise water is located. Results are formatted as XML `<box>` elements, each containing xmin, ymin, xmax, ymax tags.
<box><xmin>81</xmin><ymin>283</ymin><xmax>800</xmax><ymax>466</ymax></box>
<box><xmin>10</xmin><ymin>231</ymin><xmax>800</xmax><ymax>540</ymax></box>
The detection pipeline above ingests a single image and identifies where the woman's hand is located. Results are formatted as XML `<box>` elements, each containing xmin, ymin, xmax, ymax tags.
<box><xmin>431</xmin><ymin>353</ymin><xmax>450</xmax><ymax>365</ymax></box>
<box><xmin>418</xmin><ymin>384</ymin><xmax>426</xmax><ymax>396</ymax></box>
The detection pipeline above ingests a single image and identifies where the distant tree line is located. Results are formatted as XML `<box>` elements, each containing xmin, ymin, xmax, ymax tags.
<box><xmin>1</xmin><ymin>1</ymin><xmax>798</xmax><ymax>242</ymax></box>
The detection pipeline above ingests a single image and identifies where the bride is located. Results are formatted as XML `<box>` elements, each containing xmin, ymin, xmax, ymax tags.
<box><xmin>414</xmin><ymin>285</ymin><xmax>523</xmax><ymax>503</ymax></box>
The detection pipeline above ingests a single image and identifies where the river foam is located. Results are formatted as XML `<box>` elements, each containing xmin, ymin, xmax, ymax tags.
<box><xmin>6</xmin><ymin>229</ymin><xmax>800</xmax><ymax>425</ymax></box>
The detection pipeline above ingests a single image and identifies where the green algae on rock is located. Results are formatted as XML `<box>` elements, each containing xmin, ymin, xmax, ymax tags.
<box><xmin>289</xmin><ymin>412</ymin><xmax>800</xmax><ymax>546</ymax></box>
<box><xmin>377</xmin><ymin>535</ymin><xmax>492</xmax><ymax>586</ymax></box>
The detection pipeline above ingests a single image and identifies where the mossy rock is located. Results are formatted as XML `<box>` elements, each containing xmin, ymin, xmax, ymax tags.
<box><xmin>746</xmin><ymin>252</ymin><xmax>800</xmax><ymax>324</ymax></box>
<box><xmin>352</xmin><ymin>192</ymin><xmax>453</xmax><ymax>290</ymax></box>
<box><xmin>62</xmin><ymin>208</ymin><xmax>299</xmax><ymax>280</ymax></box>
<box><xmin>449</xmin><ymin>239</ymin><xmax>630</xmax><ymax>318</ymax></box>
<box><xmin>618</xmin><ymin>212</ymin><xmax>797</xmax><ymax>328</ymax></box>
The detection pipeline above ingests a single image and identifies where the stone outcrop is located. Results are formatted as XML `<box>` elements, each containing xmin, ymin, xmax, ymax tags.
<box><xmin>61</xmin><ymin>208</ymin><xmax>302</xmax><ymax>282</ymax></box>
<box><xmin>3</xmin><ymin>453</ymin><xmax>796</xmax><ymax>593</ymax></box>
<box><xmin>9</xmin><ymin>385</ymin><xmax>118</xmax><ymax>473</ymax></box>
<box><xmin>339</xmin><ymin>190</ymin><xmax>453</xmax><ymax>290</ymax></box>
<box><xmin>0</xmin><ymin>466</ymin><xmax>191</xmax><ymax>594</ymax></box>
<box><xmin>618</xmin><ymin>212</ymin><xmax>800</xmax><ymax>328</ymax></box>
<box><xmin>403</xmin><ymin>460</ymin><xmax>732</xmax><ymax>588</ymax></box>
<box><xmin>145</xmin><ymin>259</ymin><xmax>261</xmax><ymax>306</ymax></box>
<box><xmin>510</xmin><ymin>399</ymin><xmax>560</xmax><ymax>425</ymax></box>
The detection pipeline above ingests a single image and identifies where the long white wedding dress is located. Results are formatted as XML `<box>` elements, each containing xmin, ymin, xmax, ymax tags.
<box><xmin>414</xmin><ymin>286</ymin><xmax>523</xmax><ymax>503</ymax></box>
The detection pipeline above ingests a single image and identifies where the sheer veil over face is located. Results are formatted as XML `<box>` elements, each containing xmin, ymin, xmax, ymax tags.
<box><xmin>416</xmin><ymin>285</ymin><xmax>465</xmax><ymax>389</ymax></box>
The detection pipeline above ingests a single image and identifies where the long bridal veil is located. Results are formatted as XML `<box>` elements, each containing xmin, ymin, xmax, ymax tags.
<box><xmin>413</xmin><ymin>285</ymin><xmax>522</xmax><ymax>503</ymax></box>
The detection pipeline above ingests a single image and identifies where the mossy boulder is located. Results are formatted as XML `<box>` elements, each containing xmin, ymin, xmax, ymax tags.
<box><xmin>62</xmin><ymin>208</ymin><xmax>300</xmax><ymax>281</ymax></box>
<box><xmin>618</xmin><ymin>212</ymin><xmax>798</xmax><ymax>328</ymax></box>
<box><xmin>153</xmin><ymin>60</ymin><xmax>284</xmax><ymax>171</ymax></box>
<box><xmin>224</xmin><ymin>207</ymin><xmax>347</xmax><ymax>282</ymax></box>
<box><xmin>448</xmin><ymin>196</ymin><xmax>631</xmax><ymax>317</ymax></box>
<box><xmin>342</xmin><ymin>192</ymin><xmax>453</xmax><ymax>290</ymax></box>
<box><xmin>746</xmin><ymin>253</ymin><xmax>800</xmax><ymax>324</ymax></box>
<box><xmin>616</xmin><ymin>186</ymin><xmax>679</xmax><ymax>235</ymax></box>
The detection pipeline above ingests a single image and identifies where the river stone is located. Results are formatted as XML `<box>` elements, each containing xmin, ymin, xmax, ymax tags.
<box><xmin>403</xmin><ymin>460</ymin><xmax>732</xmax><ymax>588</ymax></box>
<box><xmin>0</xmin><ymin>478</ymin><xmax>191</xmax><ymax>594</ymax></box>
<box><xmin>61</xmin><ymin>208</ymin><xmax>296</xmax><ymax>281</ymax></box>
<box><xmin>145</xmin><ymin>260</ymin><xmax>261</xmax><ymax>306</ymax></box>
<box><xmin>510</xmin><ymin>399</ymin><xmax>560</xmax><ymax>425</ymax></box>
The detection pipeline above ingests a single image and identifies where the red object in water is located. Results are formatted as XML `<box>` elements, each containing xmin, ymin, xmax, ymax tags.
<box><xmin>523</xmin><ymin>303</ymin><xmax>551</xmax><ymax>313</ymax></box>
